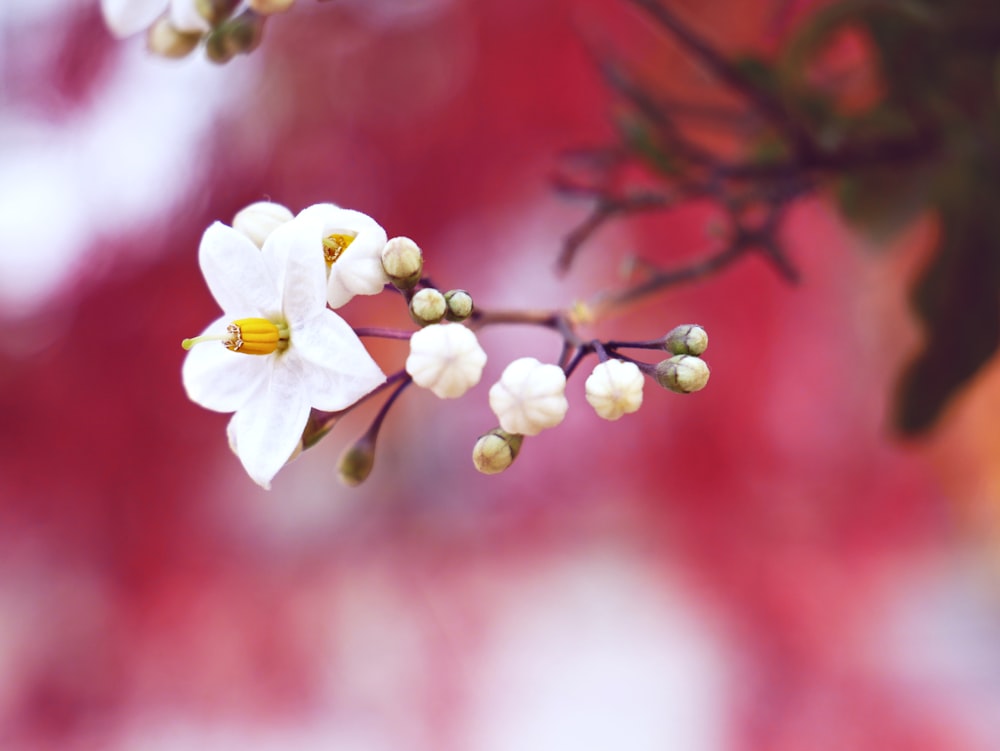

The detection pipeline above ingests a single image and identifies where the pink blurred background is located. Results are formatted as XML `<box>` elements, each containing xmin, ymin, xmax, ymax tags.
<box><xmin>3</xmin><ymin>1</ymin><xmax>1000</xmax><ymax>749</ymax></box>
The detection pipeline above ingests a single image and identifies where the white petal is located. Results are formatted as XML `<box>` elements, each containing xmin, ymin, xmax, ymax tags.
<box><xmin>232</xmin><ymin>201</ymin><xmax>294</xmax><ymax>249</ymax></box>
<box><xmin>290</xmin><ymin>311</ymin><xmax>386</xmax><ymax>410</ymax></box>
<box><xmin>327</xmin><ymin>255</ymin><xmax>390</xmax><ymax>309</ymax></box>
<box><xmin>230</xmin><ymin>363</ymin><xmax>311</xmax><ymax>488</ymax></box>
<box><xmin>168</xmin><ymin>0</ymin><xmax>212</xmax><ymax>33</ymax></box>
<box><xmin>295</xmin><ymin>204</ymin><xmax>388</xmax><ymax>308</ymax></box>
<box><xmin>199</xmin><ymin>222</ymin><xmax>281</xmax><ymax>317</ymax></box>
<box><xmin>182</xmin><ymin>316</ymin><xmax>271</xmax><ymax>412</ymax></box>
<box><xmin>101</xmin><ymin>0</ymin><xmax>167</xmax><ymax>38</ymax></box>
<box><xmin>267</xmin><ymin>219</ymin><xmax>328</xmax><ymax>325</ymax></box>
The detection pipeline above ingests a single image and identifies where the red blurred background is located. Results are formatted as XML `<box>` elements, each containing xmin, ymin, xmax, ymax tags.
<box><xmin>2</xmin><ymin>1</ymin><xmax>1000</xmax><ymax>749</ymax></box>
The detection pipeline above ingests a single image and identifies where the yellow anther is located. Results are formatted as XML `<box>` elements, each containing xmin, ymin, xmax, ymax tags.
<box><xmin>182</xmin><ymin>317</ymin><xmax>289</xmax><ymax>356</ymax></box>
<box><xmin>322</xmin><ymin>233</ymin><xmax>356</xmax><ymax>266</ymax></box>
<box><xmin>226</xmin><ymin>318</ymin><xmax>287</xmax><ymax>355</ymax></box>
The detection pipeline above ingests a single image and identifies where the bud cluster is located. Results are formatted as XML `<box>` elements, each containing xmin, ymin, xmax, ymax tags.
<box><xmin>466</xmin><ymin>324</ymin><xmax>711</xmax><ymax>475</ymax></box>
<box><xmin>102</xmin><ymin>0</ymin><xmax>299</xmax><ymax>63</ymax></box>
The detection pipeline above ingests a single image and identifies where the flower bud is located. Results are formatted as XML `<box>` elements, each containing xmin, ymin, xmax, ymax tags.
<box><xmin>489</xmin><ymin>357</ymin><xmax>568</xmax><ymax>436</ymax></box>
<box><xmin>655</xmin><ymin>355</ymin><xmax>711</xmax><ymax>393</ymax></box>
<box><xmin>664</xmin><ymin>324</ymin><xmax>709</xmax><ymax>356</ymax></box>
<box><xmin>249</xmin><ymin>0</ymin><xmax>296</xmax><ymax>14</ymax></box>
<box><xmin>409</xmin><ymin>288</ymin><xmax>447</xmax><ymax>326</ymax></box>
<box><xmin>204</xmin><ymin>11</ymin><xmax>263</xmax><ymax>63</ymax></box>
<box><xmin>381</xmin><ymin>236</ymin><xmax>423</xmax><ymax>290</ymax></box>
<box><xmin>232</xmin><ymin>201</ymin><xmax>293</xmax><ymax>248</ymax></box>
<box><xmin>147</xmin><ymin>18</ymin><xmax>202</xmax><ymax>59</ymax></box>
<box><xmin>444</xmin><ymin>289</ymin><xmax>474</xmax><ymax>322</ymax></box>
<box><xmin>338</xmin><ymin>435</ymin><xmax>376</xmax><ymax>486</ymax></box>
<box><xmin>585</xmin><ymin>359</ymin><xmax>644</xmax><ymax>420</ymax></box>
<box><xmin>472</xmin><ymin>429</ymin><xmax>523</xmax><ymax>475</ymax></box>
<box><xmin>193</xmin><ymin>0</ymin><xmax>241</xmax><ymax>27</ymax></box>
<box><xmin>406</xmin><ymin>323</ymin><xmax>487</xmax><ymax>399</ymax></box>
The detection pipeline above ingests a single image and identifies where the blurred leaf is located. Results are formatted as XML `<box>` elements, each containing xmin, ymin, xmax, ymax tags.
<box><xmin>894</xmin><ymin>153</ymin><xmax>1000</xmax><ymax>434</ymax></box>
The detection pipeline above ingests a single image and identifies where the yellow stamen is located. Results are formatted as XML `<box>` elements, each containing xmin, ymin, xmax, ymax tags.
<box><xmin>181</xmin><ymin>317</ymin><xmax>289</xmax><ymax>356</ymax></box>
<box><xmin>322</xmin><ymin>233</ymin><xmax>356</xmax><ymax>266</ymax></box>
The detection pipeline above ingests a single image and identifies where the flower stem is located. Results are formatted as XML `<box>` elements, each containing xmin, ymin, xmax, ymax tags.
<box><xmin>354</xmin><ymin>326</ymin><xmax>413</xmax><ymax>340</ymax></box>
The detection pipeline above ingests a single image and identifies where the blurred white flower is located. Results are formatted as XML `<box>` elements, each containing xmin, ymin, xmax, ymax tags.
<box><xmin>232</xmin><ymin>201</ymin><xmax>293</xmax><ymax>248</ymax></box>
<box><xmin>101</xmin><ymin>0</ymin><xmax>210</xmax><ymax>38</ymax></box>
<box><xmin>585</xmin><ymin>359</ymin><xmax>644</xmax><ymax>420</ymax></box>
<box><xmin>488</xmin><ymin>357</ymin><xmax>568</xmax><ymax>436</ymax></box>
<box><xmin>294</xmin><ymin>203</ymin><xmax>390</xmax><ymax>308</ymax></box>
<box><xmin>406</xmin><ymin>324</ymin><xmax>487</xmax><ymax>399</ymax></box>
<box><xmin>182</xmin><ymin>221</ymin><xmax>385</xmax><ymax>488</ymax></box>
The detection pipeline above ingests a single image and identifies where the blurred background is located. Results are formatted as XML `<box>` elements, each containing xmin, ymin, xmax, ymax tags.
<box><xmin>3</xmin><ymin>0</ymin><xmax>1000</xmax><ymax>748</ymax></box>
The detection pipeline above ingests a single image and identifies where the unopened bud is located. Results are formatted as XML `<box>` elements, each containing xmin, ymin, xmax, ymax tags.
<box><xmin>409</xmin><ymin>288</ymin><xmax>447</xmax><ymax>326</ymax></box>
<box><xmin>472</xmin><ymin>429</ymin><xmax>523</xmax><ymax>475</ymax></box>
<box><xmin>338</xmin><ymin>435</ymin><xmax>376</xmax><ymax>486</ymax></box>
<box><xmin>147</xmin><ymin>18</ymin><xmax>201</xmax><ymax>58</ymax></box>
<box><xmin>444</xmin><ymin>289</ymin><xmax>473</xmax><ymax>321</ymax></box>
<box><xmin>204</xmin><ymin>11</ymin><xmax>263</xmax><ymax>63</ymax></box>
<box><xmin>655</xmin><ymin>355</ymin><xmax>711</xmax><ymax>393</ymax></box>
<box><xmin>195</xmin><ymin>0</ymin><xmax>241</xmax><ymax>26</ymax></box>
<box><xmin>233</xmin><ymin>201</ymin><xmax>293</xmax><ymax>248</ymax></box>
<box><xmin>664</xmin><ymin>324</ymin><xmax>709</xmax><ymax>356</ymax></box>
<box><xmin>381</xmin><ymin>236</ymin><xmax>423</xmax><ymax>289</ymax></box>
<box><xmin>249</xmin><ymin>0</ymin><xmax>296</xmax><ymax>14</ymax></box>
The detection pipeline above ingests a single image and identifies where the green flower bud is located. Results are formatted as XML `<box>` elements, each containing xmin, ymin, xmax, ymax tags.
<box><xmin>655</xmin><ymin>355</ymin><xmax>711</xmax><ymax>393</ymax></box>
<box><xmin>197</xmin><ymin>0</ymin><xmax>241</xmax><ymax>26</ymax></box>
<box><xmin>472</xmin><ymin>429</ymin><xmax>523</xmax><ymax>475</ymax></box>
<box><xmin>147</xmin><ymin>18</ymin><xmax>201</xmax><ymax>59</ymax></box>
<box><xmin>381</xmin><ymin>236</ymin><xmax>423</xmax><ymax>290</ymax></box>
<box><xmin>338</xmin><ymin>435</ymin><xmax>376</xmax><ymax>486</ymax></box>
<box><xmin>409</xmin><ymin>288</ymin><xmax>447</xmax><ymax>326</ymax></box>
<box><xmin>204</xmin><ymin>11</ymin><xmax>263</xmax><ymax>63</ymax></box>
<box><xmin>444</xmin><ymin>289</ymin><xmax>474</xmax><ymax>322</ymax></box>
<box><xmin>664</xmin><ymin>324</ymin><xmax>709</xmax><ymax>356</ymax></box>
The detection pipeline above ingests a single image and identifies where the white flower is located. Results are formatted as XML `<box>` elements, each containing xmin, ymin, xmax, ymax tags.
<box><xmin>232</xmin><ymin>201</ymin><xmax>294</xmax><ymax>248</ymax></box>
<box><xmin>182</xmin><ymin>220</ymin><xmax>386</xmax><ymax>488</ymax></box>
<box><xmin>584</xmin><ymin>359</ymin><xmax>644</xmax><ymax>420</ymax></box>
<box><xmin>488</xmin><ymin>357</ymin><xmax>568</xmax><ymax>436</ymax></box>
<box><xmin>101</xmin><ymin>0</ymin><xmax>210</xmax><ymax>38</ymax></box>
<box><xmin>293</xmin><ymin>203</ymin><xmax>390</xmax><ymax>308</ymax></box>
<box><xmin>406</xmin><ymin>324</ymin><xmax>487</xmax><ymax>399</ymax></box>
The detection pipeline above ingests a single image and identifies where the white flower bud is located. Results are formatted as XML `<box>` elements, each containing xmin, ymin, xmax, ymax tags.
<box><xmin>584</xmin><ymin>359</ymin><xmax>644</xmax><ymax>420</ymax></box>
<box><xmin>488</xmin><ymin>357</ymin><xmax>568</xmax><ymax>436</ymax></box>
<box><xmin>472</xmin><ymin>429</ymin><xmax>523</xmax><ymax>475</ymax></box>
<box><xmin>444</xmin><ymin>289</ymin><xmax>474</xmax><ymax>322</ymax></box>
<box><xmin>655</xmin><ymin>355</ymin><xmax>710</xmax><ymax>393</ymax></box>
<box><xmin>410</xmin><ymin>288</ymin><xmax>447</xmax><ymax>326</ymax></box>
<box><xmin>232</xmin><ymin>201</ymin><xmax>294</xmax><ymax>248</ymax></box>
<box><xmin>406</xmin><ymin>324</ymin><xmax>487</xmax><ymax>399</ymax></box>
<box><xmin>381</xmin><ymin>236</ymin><xmax>423</xmax><ymax>289</ymax></box>
<box><xmin>664</xmin><ymin>324</ymin><xmax>709</xmax><ymax>356</ymax></box>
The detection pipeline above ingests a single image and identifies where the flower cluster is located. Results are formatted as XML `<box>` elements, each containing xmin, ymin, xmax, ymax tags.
<box><xmin>101</xmin><ymin>0</ymin><xmax>296</xmax><ymax>62</ymax></box>
<box><xmin>182</xmin><ymin>200</ymin><xmax>711</xmax><ymax>488</ymax></box>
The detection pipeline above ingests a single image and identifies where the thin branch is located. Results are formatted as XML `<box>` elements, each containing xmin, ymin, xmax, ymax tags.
<box><xmin>557</xmin><ymin>190</ymin><xmax>673</xmax><ymax>271</ymax></box>
<box><xmin>626</xmin><ymin>0</ymin><xmax>815</xmax><ymax>153</ymax></box>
